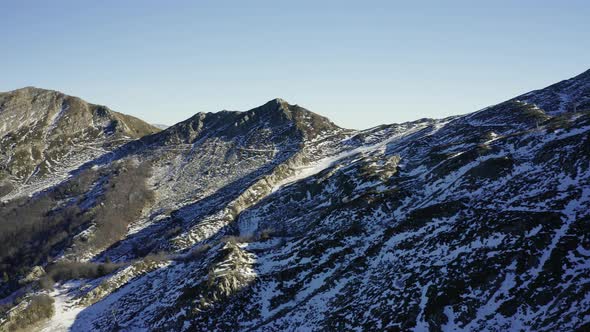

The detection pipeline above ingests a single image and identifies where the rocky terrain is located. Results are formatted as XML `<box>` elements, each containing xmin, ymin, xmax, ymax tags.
<box><xmin>0</xmin><ymin>69</ymin><xmax>589</xmax><ymax>331</ymax></box>
<box><xmin>0</xmin><ymin>87</ymin><xmax>160</xmax><ymax>201</ymax></box>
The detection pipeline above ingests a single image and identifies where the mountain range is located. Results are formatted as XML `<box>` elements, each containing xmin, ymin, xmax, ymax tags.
<box><xmin>0</xmin><ymin>69</ymin><xmax>589</xmax><ymax>331</ymax></box>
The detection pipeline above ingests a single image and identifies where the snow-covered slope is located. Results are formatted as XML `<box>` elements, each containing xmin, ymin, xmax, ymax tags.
<box><xmin>516</xmin><ymin>68</ymin><xmax>590</xmax><ymax>116</ymax></box>
<box><xmin>1</xmin><ymin>70</ymin><xmax>590</xmax><ymax>331</ymax></box>
<box><xmin>0</xmin><ymin>87</ymin><xmax>160</xmax><ymax>201</ymax></box>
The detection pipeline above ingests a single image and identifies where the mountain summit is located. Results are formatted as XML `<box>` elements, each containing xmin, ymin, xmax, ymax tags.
<box><xmin>0</xmin><ymin>87</ymin><xmax>160</xmax><ymax>199</ymax></box>
<box><xmin>148</xmin><ymin>98</ymin><xmax>341</xmax><ymax>147</ymax></box>
<box><xmin>1</xmin><ymin>70</ymin><xmax>590</xmax><ymax>331</ymax></box>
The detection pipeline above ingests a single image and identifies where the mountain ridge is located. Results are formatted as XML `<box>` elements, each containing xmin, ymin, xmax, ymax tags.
<box><xmin>0</xmin><ymin>69</ymin><xmax>589</xmax><ymax>331</ymax></box>
<box><xmin>0</xmin><ymin>87</ymin><xmax>161</xmax><ymax>201</ymax></box>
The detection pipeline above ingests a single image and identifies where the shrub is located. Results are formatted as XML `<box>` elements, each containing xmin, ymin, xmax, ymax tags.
<box><xmin>38</xmin><ymin>277</ymin><xmax>55</xmax><ymax>291</ymax></box>
<box><xmin>79</xmin><ymin>160</ymin><xmax>155</xmax><ymax>252</ymax></box>
<box><xmin>143</xmin><ymin>252</ymin><xmax>170</xmax><ymax>263</ymax></box>
<box><xmin>0</xmin><ymin>181</ymin><xmax>14</xmax><ymax>197</ymax></box>
<box><xmin>0</xmin><ymin>172</ymin><xmax>93</xmax><ymax>297</ymax></box>
<box><xmin>221</xmin><ymin>235</ymin><xmax>255</xmax><ymax>245</ymax></box>
<box><xmin>0</xmin><ymin>160</ymin><xmax>153</xmax><ymax>297</ymax></box>
<box><xmin>39</xmin><ymin>261</ymin><xmax>123</xmax><ymax>289</ymax></box>
<box><xmin>3</xmin><ymin>294</ymin><xmax>54</xmax><ymax>331</ymax></box>
<box><xmin>52</xmin><ymin>168</ymin><xmax>98</xmax><ymax>197</ymax></box>
<box><xmin>259</xmin><ymin>228</ymin><xmax>275</xmax><ymax>241</ymax></box>
<box><xmin>176</xmin><ymin>244</ymin><xmax>212</xmax><ymax>262</ymax></box>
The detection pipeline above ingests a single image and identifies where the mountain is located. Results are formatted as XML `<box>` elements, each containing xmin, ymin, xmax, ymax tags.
<box><xmin>152</xmin><ymin>124</ymin><xmax>170</xmax><ymax>130</ymax></box>
<box><xmin>516</xmin><ymin>68</ymin><xmax>590</xmax><ymax>115</ymax></box>
<box><xmin>0</xmin><ymin>70</ymin><xmax>589</xmax><ymax>331</ymax></box>
<box><xmin>0</xmin><ymin>87</ymin><xmax>161</xmax><ymax>201</ymax></box>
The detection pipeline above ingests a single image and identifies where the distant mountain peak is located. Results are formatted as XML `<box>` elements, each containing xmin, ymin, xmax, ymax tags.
<box><xmin>272</xmin><ymin>97</ymin><xmax>288</xmax><ymax>104</ymax></box>
<box><xmin>5</xmin><ymin>86</ymin><xmax>67</xmax><ymax>98</ymax></box>
<box><xmin>0</xmin><ymin>87</ymin><xmax>160</xmax><ymax>200</ymax></box>
<box><xmin>152</xmin><ymin>99</ymin><xmax>344</xmax><ymax>146</ymax></box>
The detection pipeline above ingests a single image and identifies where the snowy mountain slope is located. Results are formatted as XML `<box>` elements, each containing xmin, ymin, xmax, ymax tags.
<box><xmin>0</xmin><ymin>87</ymin><xmax>160</xmax><ymax>201</ymax></box>
<box><xmin>516</xmin><ymin>68</ymin><xmax>590</xmax><ymax>116</ymax></box>
<box><xmin>1</xmin><ymin>70</ymin><xmax>590</xmax><ymax>331</ymax></box>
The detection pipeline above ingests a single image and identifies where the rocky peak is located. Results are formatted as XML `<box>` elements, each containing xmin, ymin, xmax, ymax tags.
<box><xmin>247</xmin><ymin>98</ymin><xmax>343</xmax><ymax>139</ymax></box>
<box><xmin>0</xmin><ymin>87</ymin><xmax>159</xmax><ymax>137</ymax></box>
<box><xmin>0</xmin><ymin>87</ymin><xmax>160</xmax><ymax>200</ymax></box>
<box><xmin>151</xmin><ymin>99</ymin><xmax>343</xmax><ymax>146</ymax></box>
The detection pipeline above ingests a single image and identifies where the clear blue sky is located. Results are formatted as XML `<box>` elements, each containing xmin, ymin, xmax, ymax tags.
<box><xmin>1</xmin><ymin>1</ymin><xmax>588</xmax><ymax>129</ymax></box>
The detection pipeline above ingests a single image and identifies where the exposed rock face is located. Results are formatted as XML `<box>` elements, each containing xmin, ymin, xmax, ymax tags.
<box><xmin>1</xmin><ymin>70</ymin><xmax>590</xmax><ymax>331</ymax></box>
<box><xmin>0</xmin><ymin>87</ymin><xmax>160</xmax><ymax>200</ymax></box>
